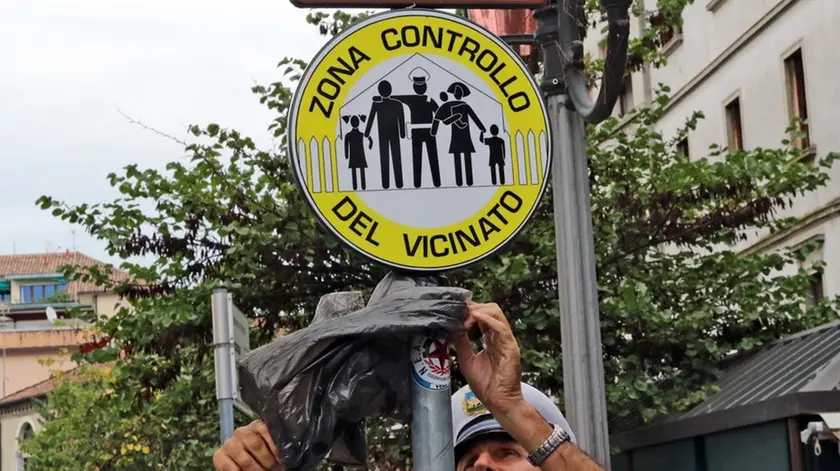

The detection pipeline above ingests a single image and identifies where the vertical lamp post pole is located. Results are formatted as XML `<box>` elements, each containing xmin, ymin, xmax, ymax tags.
<box><xmin>212</xmin><ymin>288</ymin><xmax>236</xmax><ymax>444</ymax></box>
<box><xmin>532</xmin><ymin>0</ymin><xmax>632</xmax><ymax>467</ymax></box>
<box><xmin>410</xmin><ymin>335</ymin><xmax>454</xmax><ymax>471</ymax></box>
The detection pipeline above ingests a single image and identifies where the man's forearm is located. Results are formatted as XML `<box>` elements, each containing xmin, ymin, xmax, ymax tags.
<box><xmin>493</xmin><ymin>402</ymin><xmax>605</xmax><ymax>471</ymax></box>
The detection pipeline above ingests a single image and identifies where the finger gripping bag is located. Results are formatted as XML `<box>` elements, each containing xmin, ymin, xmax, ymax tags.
<box><xmin>237</xmin><ymin>272</ymin><xmax>471</xmax><ymax>471</ymax></box>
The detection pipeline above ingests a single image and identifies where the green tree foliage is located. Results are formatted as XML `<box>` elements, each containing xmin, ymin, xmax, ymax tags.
<box><xmin>21</xmin><ymin>4</ymin><xmax>839</xmax><ymax>469</ymax></box>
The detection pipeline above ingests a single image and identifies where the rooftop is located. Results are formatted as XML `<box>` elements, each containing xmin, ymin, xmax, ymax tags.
<box><xmin>680</xmin><ymin>320</ymin><xmax>840</xmax><ymax>419</ymax></box>
<box><xmin>0</xmin><ymin>375</ymin><xmax>63</xmax><ymax>409</ymax></box>
<box><xmin>0</xmin><ymin>251</ymin><xmax>131</xmax><ymax>297</ymax></box>
<box><xmin>612</xmin><ymin>320</ymin><xmax>840</xmax><ymax>451</ymax></box>
<box><xmin>0</xmin><ymin>364</ymin><xmax>113</xmax><ymax>410</ymax></box>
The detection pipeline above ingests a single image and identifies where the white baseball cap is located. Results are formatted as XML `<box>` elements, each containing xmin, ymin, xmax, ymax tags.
<box><xmin>451</xmin><ymin>382</ymin><xmax>577</xmax><ymax>459</ymax></box>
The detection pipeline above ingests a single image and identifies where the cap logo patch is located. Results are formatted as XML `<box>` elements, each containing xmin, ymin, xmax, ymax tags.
<box><xmin>462</xmin><ymin>391</ymin><xmax>487</xmax><ymax>416</ymax></box>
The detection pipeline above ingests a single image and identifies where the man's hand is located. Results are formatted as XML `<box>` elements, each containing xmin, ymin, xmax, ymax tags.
<box><xmin>213</xmin><ymin>419</ymin><xmax>283</xmax><ymax>471</ymax></box>
<box><xmin>453</xmin><ymin>303</ymin><xmax>606</xmax><ymax>471</ymax></box>
<box><xmin>453</xmin><ymin>302</ymin><xmax>524</xmax><ymax>415</ymax></box>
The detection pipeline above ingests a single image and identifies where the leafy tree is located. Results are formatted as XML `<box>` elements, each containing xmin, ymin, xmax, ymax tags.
<box><xmin>22</xmin><ymin>291</ymin><xmax>221</xmax><ymax>470</ymax></box>
<box><xmin>22</xmin><ymin>4</ymin><xmax>839</xmax><ymax>469</ymax></box>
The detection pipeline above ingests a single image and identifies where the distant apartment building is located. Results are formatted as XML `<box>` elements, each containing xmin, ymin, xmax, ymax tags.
<box><xmin>0</xmin><ymin>251</ymin><xmax>129</xmax><ymax>471</ymax></box>
<box><xmin>471</xmin><ymin>0</ymin><xmax>839</xmax><ymax>301</ymax></box>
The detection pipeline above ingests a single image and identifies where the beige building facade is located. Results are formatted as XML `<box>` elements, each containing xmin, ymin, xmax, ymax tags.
<box><xmin>473</xmin><ymin>0</ymin><xmax>838</xmax><ymax>301</ymax></box>
<box><xmin>601</xmin><ymin>0</ymin><xmax>839</xmax><ymax>300</ymax></box>
<box><xmin>0</xmin><ymin>251</ymin><xmax>129</xmax><ymax>470</ymax></box>
<box><xmin>0</xmin><ymin>378</ymin><xmax>55</xmax><ymax>471</ymax></box>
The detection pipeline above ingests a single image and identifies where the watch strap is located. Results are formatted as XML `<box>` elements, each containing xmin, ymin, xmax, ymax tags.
<box><xmin>526</xmin><ymin>423</ymin><xmax>570</xmax><ymax>466</ymax></box>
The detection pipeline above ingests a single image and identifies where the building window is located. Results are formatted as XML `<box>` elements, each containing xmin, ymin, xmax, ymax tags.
<box><xmin>650</xmin><ymin>10</ymin><xmax>684</xmax><ymax>54</ymax></box>
<box><xmin>799</xmin><ymin>236</ymin><xmax>824</xmax><ymax>308</ymax></box>
<box><xmin>784</xmin><ymin>48</ymin><xmax>810</xmax><ymax>149</ymax></box>
<box><xmin>676</xmin><ymin>138</ymin><xmax>690</xmax><ymax>158</ymax></box>
<box><xmin>19</xmin><ymin>283</ymin><xmax>67</xmax><ymax>303</ymax></box>
<box><xmin>659</xmin><ymin>23</ymin><xmax>684</xmax><ymax>55</ymax></box>
<box><xmin>805</xmin><ymin>272</ymin><xmax>825</xmax><ymax>308</ymax></box>
<box><xmin>618</xmin><ymin>75</ymin><xmax>634</xmax><ymax>117</ymax></box>
<box><xmin>17</xmin><ymin>422</ymin><xmax>35</xmax><ymax>471</ymax></box>
<box><xmin>660</xmin><ymin>24</ymin><xmax>679</xmax><ymax>45</ymax></box>
<box><xmin>0</xmin><ymin>292</ymin><xmax>10</xmax><ymax>303</ymax></box>
<box><xmin>725</xmin><ymin>97</ymin><xmax>744</xmax><ymax>150</ymax></box>
<box><xmin>19</xmin><ymin>422</ymin><xmax>34</xmax><ymax>440</ymax></box>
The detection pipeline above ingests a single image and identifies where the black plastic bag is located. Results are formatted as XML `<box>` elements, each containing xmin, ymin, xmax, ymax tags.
<box><xmin>237</xmin><ymin>272</ymin><xmax>471</xmax><ymax>471</ymax></box>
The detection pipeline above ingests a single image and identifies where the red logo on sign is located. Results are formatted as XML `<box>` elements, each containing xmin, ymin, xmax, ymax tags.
<box><xmin>424</xmin><ymin>339</ymin><xmax>450</xmax><ymax>376</ymax></box>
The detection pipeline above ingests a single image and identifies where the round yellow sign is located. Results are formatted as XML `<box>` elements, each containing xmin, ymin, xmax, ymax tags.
<box><xmin>288</xmin><ymin>9</ymin><xmax>551</xmax><ymax>272</ymax></box>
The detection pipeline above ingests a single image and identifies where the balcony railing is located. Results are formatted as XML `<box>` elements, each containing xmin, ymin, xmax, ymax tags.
<box><xmin>0</xmin><ymin>320</ymin><xmax>94</xmax><ymax>350</ymax></box>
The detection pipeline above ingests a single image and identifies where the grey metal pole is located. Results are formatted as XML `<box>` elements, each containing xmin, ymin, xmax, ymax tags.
<box><xmin>548</xmin><ymin>95</ymin><xmax>611</xmax><ymax>467</ymax></box>
<box><xmin>410</xmin><ymin>335</ymin><xmax>455</xmax><ymax>471</ymax></box>
<box><xmin>212</xmin><ymin>289</ymin><xmax>236</xmax><ymax>443</ymax></box>
<box><xmin>532</xmin><ymin>0</ymin><xmax>632</xmax><ymax>465</ymax></box>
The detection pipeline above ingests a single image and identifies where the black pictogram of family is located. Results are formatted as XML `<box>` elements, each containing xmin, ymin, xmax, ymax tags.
<box><xmin>341</xmin><ymin>67</ymin><xmax>507</xmax><ymax>191</ymax></box>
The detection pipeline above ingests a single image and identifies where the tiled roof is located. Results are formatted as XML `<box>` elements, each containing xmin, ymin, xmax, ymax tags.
<box><xmin>679</xmin><ymin>320</ymin><xmax>840</xmax><ymax>418</ymax></box>
<box><xmin>0</xmin><ymin>251</ymin><xmax>131</xmax><ymax>297</ymax></box>
<box><xmin>0</xmin><ymin>363</ymin><xmax>115</xmax><ymax>409</ymax></box>
<box><xmin>0</xmin><ymin>375</ymin><xmax>63</xmax><ymax>407</ymax></box>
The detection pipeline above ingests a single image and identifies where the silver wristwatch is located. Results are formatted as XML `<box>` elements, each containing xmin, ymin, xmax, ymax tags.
<box><xmin>526</xmin><ymin>423</ymin><xmax>570</xmax><ymax>466</ymax></box>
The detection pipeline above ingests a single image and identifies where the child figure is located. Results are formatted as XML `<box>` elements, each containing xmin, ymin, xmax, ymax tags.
<box><xmin>479</xmin><ymin>124</ymin><xmax>506</xmax><ymax>185</ymax></box>
<box><xmin>342</xmin><ymin>114</ymin><xmax>372</xmax><ymax>190</ymax></box>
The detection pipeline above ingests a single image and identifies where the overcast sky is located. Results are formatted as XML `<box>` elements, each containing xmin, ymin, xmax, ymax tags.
<box><xmin>0</xmin><ymin>0</ymin><xmax>337</xmax><ymax>266</ymax></box>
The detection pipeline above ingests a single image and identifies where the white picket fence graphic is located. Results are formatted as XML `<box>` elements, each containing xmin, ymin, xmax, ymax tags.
<box><xmin>296</xmin><ymin>129</ymin><xmax>548</xmax><ymax>193</ymax></box>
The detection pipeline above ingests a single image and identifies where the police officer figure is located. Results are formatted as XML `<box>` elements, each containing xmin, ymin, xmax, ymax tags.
<box><xmin>389</xmin><ymin>67</ymin><xmax>442</xmax><ymax>188</ymax></box>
